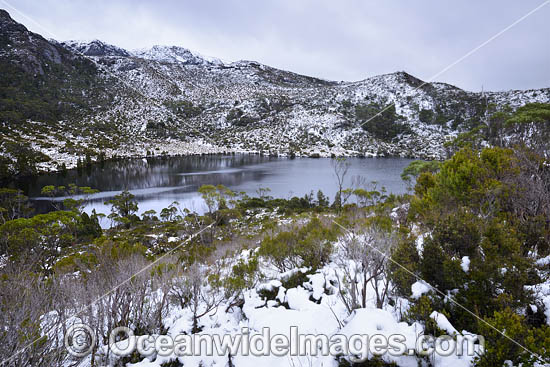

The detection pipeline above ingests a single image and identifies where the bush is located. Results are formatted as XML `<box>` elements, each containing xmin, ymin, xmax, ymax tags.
<box><xmin>0</xmin><ymin>210</ymin><xmax>85</xmax><ymax>271</ymax></box>
<box><xmin>418</xmin><ymin>109</ymin><xmax>434</xmax><ymax>123</ymax></box>
<box><xmin>355</xmin><ymin>103</ymin><xmax>411</xmax><ymax>141</ymax></box>
<box><xmin>404</xmin><ymin>295</ymin><xmax>446</xmax><ymax>336</ymax></box>
<box><xmin>259</xmin><ymin>217</ymin><xmax>337</xmax><ymax>272</ymax></box>
<box><xmin>281</xmin><ymin>270</ymin><xmax>311</xmax><ymax>289</ymax></box>
<box><xmin>388</xmin><ymin>238</ymin><xmax>419</xmax><ymax>297</ymax></box>
<box><xmin>237</xmin><ymin>191</ymin><xmax>330</xmax><ymax>215</ymax></box>
<box><xmin>105</xmin><ymin>190</ymin><xmax>139</xmax><ymax>228</ymax></box>
<box><xmin>400</xmin><ymin>160</ymin><xmax>441</xmax><ymax>189</ymax></box>
<box><xmin>476</xmin><ymin>308</ymin><xmax>550</xmax><ymax>367</ymax></box>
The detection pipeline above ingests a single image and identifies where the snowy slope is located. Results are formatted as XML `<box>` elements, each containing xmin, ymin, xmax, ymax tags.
<box><xmin>131</xmin><ymin>45</ymin><xmax>223</xmax><ymax>65</ymax></box>
<box><xmin>2</xmin><ymin>7</ymin><xmax>550</xmax><ymax>172</ymax></box>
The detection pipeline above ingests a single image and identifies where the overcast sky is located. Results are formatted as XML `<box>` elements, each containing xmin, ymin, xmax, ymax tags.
<box><xmin>3</xmin><ymin>0</ymin><xmax>550</xmax><ymax>91</ymax></box>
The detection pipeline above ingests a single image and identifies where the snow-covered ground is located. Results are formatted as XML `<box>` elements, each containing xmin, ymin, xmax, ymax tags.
<box><xmin>64</xmin><ymin>242</ymin><xmax>483</xmax><ymax>367</ymax></box>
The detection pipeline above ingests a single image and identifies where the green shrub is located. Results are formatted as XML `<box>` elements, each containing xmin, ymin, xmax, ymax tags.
<box><xmin>418</xmin><ymin>109</ymin><xmax>434</xmax><ymax>123</ymax></box>
<box><xmin>258</xmin><ymin>217</ymin><xmax>337</xmax><ymax>272</ymax></box>
<box><xmin>476</xmin><ymin>308</ymin><xmax>550</xmax><ymax>367</ymax></box>
<box><xmin>388</xmin><ymin>238</ymin><xmax>419</xmax><ymax>297</ymax></box>
<box><xmin>355</xmin><ymin>103</ymin><xmax>411</xmax><ymax>141</ymax></box>
<box><xmin>281</xmin><ymin>270</ymin><xmax>311</xmax><ymax>289</ymax></box>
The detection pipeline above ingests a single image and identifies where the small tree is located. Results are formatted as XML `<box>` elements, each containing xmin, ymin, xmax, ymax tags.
<box><xmin>0</xmin><ymin>188</ymin><xmax>32</xmax><ymax>223</ymax></box>
<box><xmin>199</xmin><ymin>184</ymin><xmax>235</xmax><ymax>215</ymax></box>
<box><xmin>160</xmin><ymin>201</ymin><xmax>181</xmax><ymax>221</ymax></box>
<box><xmin>256</xmin><ymin>187</ymin><xmax>272</xmax><ymax>200</ymax></box>
<box><xmin>332</xmin><ymin>157</ymin><xmax>350</xmax><ymax>212</ymax></box>
<box><xmin>141</xmin><ymin>209</ymin><xmax>157</xmax><ymax>222</ymax></box>
<box><xmin>316</xmin><ymin>190</ymin><xmax>329</xmax><ymax>207</ymax></box>
<box><xmin>105</xmin><ymin>190</ymin><xmax>138</xmax><ymax>228</ymax></box>
<box><xmin>170</xmin><ymin>262</ymin><xmax>224</xmax><ymax>333</ymax></box>
<box><xmin>41</xmin><ymin>184</ymin><xmax>98</xmax><ymax>212</ymax></box>
<box><xmin>401</xmin><ymin>160</ymin><xmax>441</xmax><ymax>190</ymax></box>
<box><xmin>259</xmin><ymin>218</ymin><xmax>336</xmax><ymax>272</ymax></box>
<box><xmin>335</xmin><ymin>224</ymin><xmax>398</xmax><ymax>312</ymax></box>
<box><xmin>0</xmin><ymin>263</ymin><xmax>55</xmax><ymax>366</ymax></box>
<box><xmin>224</xmin><ymin>255</ymin><xmax>260</xmax><ymax>311</ymax></box>
<box><xmin>0</xmin><ymin>211</ymin><xmax>82</xmax><ymax>272</ymax></box>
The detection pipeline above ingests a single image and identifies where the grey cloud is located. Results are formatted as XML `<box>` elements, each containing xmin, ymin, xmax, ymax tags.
<box><xmin>5</xmin><ymin>0</ymin><xmax>550</xmax><ymax>91</ymax></box>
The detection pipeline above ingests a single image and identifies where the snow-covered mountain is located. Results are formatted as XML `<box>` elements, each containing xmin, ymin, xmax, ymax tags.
<box><xmin>1</xmin><ymin>9</ymin><xmax>550</xmax><ymax>173</ymax></box>
<box><xmin>131</xmin><ymin>45</ymin><xmax>223</xmax><ymax>65</ymax></box>
<box><xmin>63</xmin><ymin>39</ymin><xmax>131</xmax><ymax>57</ymax></box>
<box><xmin>81</xmin><ymin>42</ymin><xmax>547</xmax><ymax>160</ymax></box>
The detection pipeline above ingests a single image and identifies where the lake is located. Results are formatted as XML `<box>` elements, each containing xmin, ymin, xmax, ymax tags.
<box><xmin>24</xmin><ymin>154</ymin><xmax>413</xmax><ymax>226</ymax></box>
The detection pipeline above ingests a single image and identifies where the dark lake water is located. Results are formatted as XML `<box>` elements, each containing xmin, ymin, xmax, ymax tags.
<box><xmin>23</xmin><ymin>155</ymin><xmax>413</xmax><ymax>226</ymax></box>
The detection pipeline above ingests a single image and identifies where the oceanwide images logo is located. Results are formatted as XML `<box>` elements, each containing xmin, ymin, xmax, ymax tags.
<box><xmin>65</xmin><ymin>324</ymin><xmax>484</xmax><ymax>360</ymax></box>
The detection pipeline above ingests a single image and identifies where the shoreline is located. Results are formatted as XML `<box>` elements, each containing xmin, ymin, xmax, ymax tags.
<box><xmin>31</xmin><ymin>139</ymin><xmax>427</xmax><ymax>178</ymax></box>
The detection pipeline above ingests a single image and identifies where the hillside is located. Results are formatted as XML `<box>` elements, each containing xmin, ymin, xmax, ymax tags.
<box><xmin>2</xmin><ymin>137</ymin><xmax>550</xmax><ymax>366</ymax></box>
<box><xmin>2</xmin><ymin>8</ymin><xmax>550</xmax><ymax>367</ymax></box>
<box><xmin>1</xmin><ymin>9</ymin><xmax>549</xmax><ymax>179</ymax></box>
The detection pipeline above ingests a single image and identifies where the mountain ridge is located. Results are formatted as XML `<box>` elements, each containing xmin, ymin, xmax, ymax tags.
<box><xmin>57</xmin><ymin>39</ymin><xmax>540</xmax><ymax>93</ymax></box>
<box><xmin>1</xmin><ymin>9</ymin><xmax>549</xmax><ymax>179</ymax></box>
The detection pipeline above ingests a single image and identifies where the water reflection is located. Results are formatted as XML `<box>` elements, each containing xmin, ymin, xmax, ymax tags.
<box><xmin>23</xmin><ymin>154</ymin><xmax>413</xmax><ymax>226</ymax></box>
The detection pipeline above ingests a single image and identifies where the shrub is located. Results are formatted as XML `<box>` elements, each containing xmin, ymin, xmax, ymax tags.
<box><xmin>355</xmin><ymin>103</ymin><xmax>411</xmax><ymax>141</ymax></box>
<box><xmin>105</xmin><ymin>190</ymin><xmax>139</xmax><ymax>228</ymax></box>
<box><xmin>388</xmin><ymin>238</ymin><xmax>419</xmax><ymax>297</ymax></box>
<box><xmin>259</xmin><ymin>217</ymin><xmax>336</xmax><ymax>272</ymax></box>
<box><xmin>418</xmin><ymin>109</ymin><xmax>434</xmax><ymax>123</ymax></box>
<box><xmin>281</xmin><ymin>270</ymin><xmax>311</xmax><ymax>289</ymax></box>
<box><xmin>476</xmin><ymin>308</ymin><xmax>550</xmax><ymax>367</ymax></box>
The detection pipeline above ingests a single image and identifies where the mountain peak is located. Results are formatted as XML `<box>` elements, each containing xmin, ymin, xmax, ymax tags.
<box><xmin>0</xmin><ymin>8</ymin><xmax>13</xmax><ymax>21</ymax></box>
<box><xmin>131</xmin><ymin>45</ymin><xmax>223</xmax><ymax>66</ymax></box>
<box><xmin>62</xmin><ymin>39</ymin><xmax>130</xmax><ymax>57</ymax></box>
<box><xmin>0</xmin><ymin>8</ymin><xmax>28</xmax><ymax>34</ymax></box>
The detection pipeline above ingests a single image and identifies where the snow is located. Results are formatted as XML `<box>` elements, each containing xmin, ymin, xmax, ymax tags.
<box><xmin>528</xmin><ymin>279</ymin><xmax>550</xmax><ymax>326</ymax></box>
<box><xmin>308</xmin><ymin>272</ymin><xmax>326</xmax><ymax>300</ymax></box>
<box><xmin>461</xmin><ymin>256</ymin><xmax>470</xmax><ymax>273</ymax></box>
<box><xmin>63</xmin><ymin>39</ymin><xmax>130</xmax><ymax>57</ymax></box>
<box><xmin>430</xmin><ymin>311</ymin><xmax>458</xmax><ymax>335</ymax></box>
<box><xmin>415</xmin><ymin>233</ymin><xmax>428</xmax><ymax>254</ymax></box>
<box><xmin>258</xmin><ymin>279</ymin><xmax>282</xmax><ymax>291</ymax></box>
<box><xmin>50</xmin><ymin>240</ymin><xmax>488</xmax><ymax>367</ymax></box>
<box><xmin>536</xmin><ymin>255</ymin><xmax>550</xmax><ymax>266</ymax></box>
<box><xmin>338</xmin><ymin>308</ymin><xmax>420</xmax><ymax>366</ymax></box>
<box><xmin>411</xmin><ymin>280</ymin><xmax>431</xmax><ymax>299</ymax></box>
<box><xmin>17</xmin><ymin>40</ymin><xmax>550</xmax><ymax>174</ymax></box>
<box><xmin>275</xmin><ymin>286</ymin><xmax>287</xmax><ymax>303</ymax></box>
<box><xmin>244</xmin><ymin>290</ymin><xmax>339</xmax><ymax>336</ymax></box>
<box><xmin>131</xmin><ymin>45</ymin><xmax>223</xmax><ymax>66</ymax></box>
